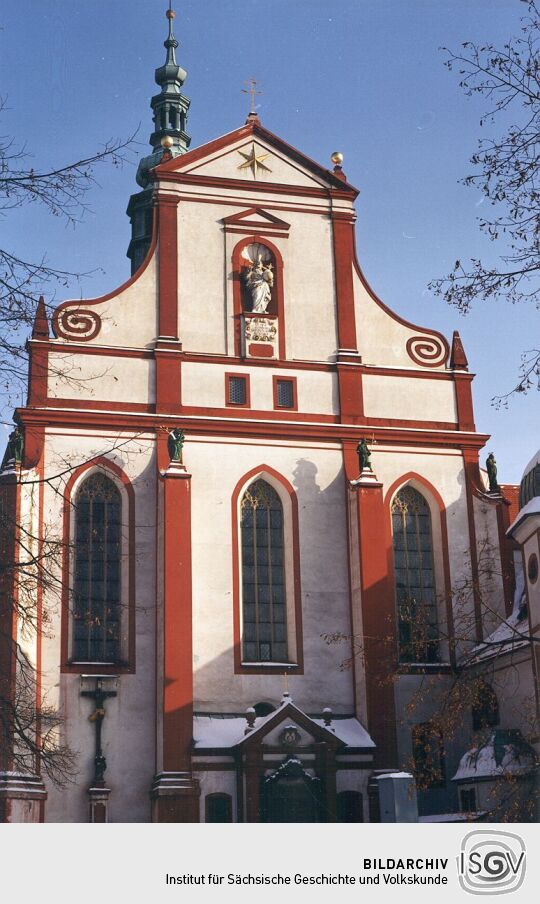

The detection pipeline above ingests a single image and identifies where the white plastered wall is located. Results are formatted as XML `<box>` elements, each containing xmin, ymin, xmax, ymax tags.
<box><xmin>181</xmin><ymin>362</ymin><xmax>338</xmax><ymax>414</ymax></box>
<box><xmin>38</xmin><ymin>430</ymin><xmax>157</xmax><ymax>823</ymax></box>
<box><xmin>372</xmin><ymin>445</ymin><xmax>475</xmax><ymax>644</ymax></box>
<box><xmin>176</xmin><ymin>199</ymin><xmax>339</xmax><ymax>361</ymax></box>
<box><xmin>353</xmin><ymin>270</ymin><xmax>448</xmax><ymax>371</ymax></box>
<box><xmin>188</xmin><ymin>437</ymin><xmax>354</xmax><ymax>715</ymax></box>
<box><xmin>47</xmin><ymin>353</ymin><xmax>155</xmax><ymax>405</ymax></box>
<box><xmin>52</xmin><ymin>253</ymin><xmax>158</xmax><ymax>349</ymax></box>
<box><xmin>363</xmin><ymin>374</ymin><xmax>457</xmax><ymax>423</ymax></box>
<box><xmin>195</xmin><ymin>769</ymin><xmax>237</xmax><ymax>823</ymax></box>
<box><xmin>472</xmin><ymin>494</ymin><xmax>508</xmax><ymax>635</ymax></box>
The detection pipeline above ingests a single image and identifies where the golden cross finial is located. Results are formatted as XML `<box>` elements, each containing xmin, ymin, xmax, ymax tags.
<box><xmin>242</xmin><ymin>77</ymin><xmax>262</xmax><ymax>114</ymax></box>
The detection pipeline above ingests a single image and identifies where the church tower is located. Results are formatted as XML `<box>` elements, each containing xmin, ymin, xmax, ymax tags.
<box><xmin>2</xmin><ymin>5</ymin><xmax>526</xmax><ymax>824</ymax></box>
<box><xmin>127</xmin><ymin>5</ymin><xmax>191</xmax><ymax>273</ymax></box>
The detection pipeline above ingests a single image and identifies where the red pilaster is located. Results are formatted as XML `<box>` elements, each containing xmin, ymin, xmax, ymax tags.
<box><xmin>155</xmin><ymin>193</ymin><xmax>182</xmax><ymax>416</ymax></box>
<box><xmin>453</xmin><ymin>373</ymin><xmax>476</xmax><ymax>432</ymax></box>
<box><xmin>331</xmin><ymin>213</ymin><xmax>358</xmax><ymax>353</ymax></box>
<box><xmin>152</xmin><ymin>456</ymin><xmax>199</xmax><ymax>822</ymax></box>
<box><xmin>156</xmin><ymin>194</ymin><xmax>180</xmax><ymax>340</ymax></box>
<box><xmin>245</xmin><ymin>747</ymin><xmax>262</xmax><ymax>823</ymax></box>
<box><xmin>462</xmin><ymin>449</ymin><xmax>484</xmax><ymax>643</ymax></box>
<box><xmin>337</xmin><ymin>360</ymin><xmax>365</xmax><ymax>425</ymax></box>
<box><xmin>346</xmin><ymin>446</ymin><xmax>398</xmax><ymax>769</ymax></box>
<box><xmin>155</xmin><ymin>339</ymin><xmax>183</xmax><ymax>415</ymax></box>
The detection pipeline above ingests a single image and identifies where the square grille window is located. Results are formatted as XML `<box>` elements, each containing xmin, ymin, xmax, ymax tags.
<box><xmin>228</xmin><ymin>376</ymin><xmax>247</xmax><ymax>405</ymax></box>
<box><xmin>276</xmin><ymin>379</ymin><xmax>294</xmax><ymax>408</ymax></box>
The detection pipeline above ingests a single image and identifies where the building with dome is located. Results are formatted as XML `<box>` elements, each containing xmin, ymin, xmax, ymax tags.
<box><xmin>0</xmin><ymin>8</ymin><xmax>537</xmax><ymax>823</ymax></box>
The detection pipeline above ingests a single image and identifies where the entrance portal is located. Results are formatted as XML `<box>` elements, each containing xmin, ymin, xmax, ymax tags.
<box><xmin>261</xmin><ymin>758</ymin><xmax>323</xmax><ymax>823</ymax></box>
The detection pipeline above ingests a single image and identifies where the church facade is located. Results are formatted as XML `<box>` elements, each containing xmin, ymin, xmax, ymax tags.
<box><xmin>1</xmin><ymin>9</ymin><xmax>537</xmax><ymax>823</ymax></box>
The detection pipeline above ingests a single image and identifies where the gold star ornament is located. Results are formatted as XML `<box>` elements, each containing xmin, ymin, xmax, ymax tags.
<box><xmin>237</xmin><ymin>144</ymin><xmax>272</xmax><ymax>179</ymax></box>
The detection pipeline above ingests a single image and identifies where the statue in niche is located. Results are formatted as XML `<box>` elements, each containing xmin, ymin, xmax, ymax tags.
<box><xmin>356</xmin><ymin>438</ymin><xmax>372</xmax><ymax>473</ymax></box>
<box><xmin>168</xmin><ymin>428</ymin><xmax>185</xmax><ymax>463</ymax></box>
<box><xmin>244</xmin><ymin>254</ymin><xmax>274</xmax><ymax>313</ymax></box>
<box><xmin>486</xmin><ymin>452</ymin><xmax>499</xmax><ymax>493</ymax></box>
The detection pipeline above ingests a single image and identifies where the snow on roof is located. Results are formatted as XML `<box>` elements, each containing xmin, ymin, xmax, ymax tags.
<box><xmin>312</xmin><ymin>717</ymin><xmax>375</xmax><ymax>748</ymax></box>
<box><xmin>376</xmin><ymin>771</ymin><xmax>413</xmax><ymax>780</ymax></box>
<box><xmin>467</xmin><ymin>566</ymin><xmax>529</xmax><ymax>664</ymax></box>
<box><xmin>507</xmin><ymin>495</ymin><xmax>540</xmax><ymax>535</ymax></box>
<box><xmin>419</xmin><ymin>813</ymin><xmax>484</xmax><ymax>823</ymax></box>
<box><xmin>522</xmin><ymin>448</ymin><xmax>540</xmax><ymax>480</ymax></box>
<box><xmin>452</xmin><ymin>731</ymin><xmax>536</xmax><ymax>782</ymax></box>
<box><xmin>192</xmin><ymin>707</ymin><xmax>375</xmax><ymax>749</ymax></box>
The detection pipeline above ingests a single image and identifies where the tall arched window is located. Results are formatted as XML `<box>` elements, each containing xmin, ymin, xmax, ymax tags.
<box><xmin>241</xmin><ymin>479</ymin><xmax>287</xmax><ymax>663</ymax></box>
<box><xmin>391</xmin><ymin>485</ymin><xmax>438</xmax><ymax>663</ymax></box>
<box><xmin>72</xmin><ymin>472</ymin><xmax>122</xmax><ymax>663</ymax></box>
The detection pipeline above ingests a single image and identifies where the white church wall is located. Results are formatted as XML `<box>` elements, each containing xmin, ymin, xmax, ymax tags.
<box><xmin>353</xmin><ymin>271</ymin><xmax>448</xmax><ymax>372</ymax></box>
<box><xmin>472</xmin><ymin>495</ymin><xmax>508</xmax><ymax>634</ymax></box>
<box><xmin>187</xmin><ymin>437</ymin><xmax>354</xmax><ymax>714</ymax></box>
<box><xmin>176</xmin><ymin>197</ymin><xmax>340</xmax><ymax>361</ymax></box>
<box><xmin>38</xmin><ymin>430</ymin><xmax>157</xmax><ymax>822</ymax></box>
<box><xmin>362</xmin><ymin>374</ymin><xmax>457</xmax><ymax>424</ymax></box>
<box><xmin>283</xmin><ymin>211</ymin><xmax>338</xmax><ymax>362</ymax></box>
<box><xmin>181</xmin><ymin>362</ymin><xmax>338</xmax><ymax>414</ymax></box>
<box><xmin>47</xmin><ymin>353</ymin><xmax>155</xmax><ymax>405</ymax></box>
<box><xmin>372</xmin><ymin>446</ymin><xmax>476</xmax><ymax>653</ymax></box>
<box><xmin>195</xmin><ymin>770</ymin><xmax>237</xmax><ymax>823</ymax></box>
<box><xmin>53</xmin><ymin>253</ymin><xmax>158</xmax><ymax>349</ymax></box>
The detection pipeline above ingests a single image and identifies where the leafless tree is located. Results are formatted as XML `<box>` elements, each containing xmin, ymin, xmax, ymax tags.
<box><xmin>429</xmin><ymin>0</ymin><xmax>540</xmax><ymax>403</ymax></box>
<box><xmin>0</xmin><ymin>96</ymin><xmax>136</xmax><ymax>394</ymax></box>
<box><xmin>323</xmin><ymin>537</ymin><xmax>539</xmax><ymax>821</ymax></box>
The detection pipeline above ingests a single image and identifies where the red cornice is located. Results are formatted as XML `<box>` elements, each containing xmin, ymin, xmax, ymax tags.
<box><xmin>16</xmin><ymin>405</ymin><xmax>490</xmax><ymax>450</ymax></box>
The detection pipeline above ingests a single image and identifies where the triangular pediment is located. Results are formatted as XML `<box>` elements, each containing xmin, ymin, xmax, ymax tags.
<box><xmin>238</xmin><ymin>701</ymin><xmax>343</xmax><ymax>750</ymax></box>
<box><xmin>222</xmin><ymin>207</ymin><xmax>290</xmax><ymax>234</ymax></box>
<box><xmin>155</xmin><ymin>121</ymin><xmax>358</xmax><ymax>195</ymax></box>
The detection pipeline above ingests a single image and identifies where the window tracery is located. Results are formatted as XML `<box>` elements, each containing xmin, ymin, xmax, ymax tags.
<box><xmin>72</xmin><ymin>473</ymin><xmax>122</xmax><ymax>663</ymax></box>
<box><xmin>240</xmin><ymin>479</ymin><xmax>287</xmax><ymax>663</ymax></box>
<box><xmin>391</xmin><ymin>485</ymin><xmax>439</xmax><ymax>663</ymax></box>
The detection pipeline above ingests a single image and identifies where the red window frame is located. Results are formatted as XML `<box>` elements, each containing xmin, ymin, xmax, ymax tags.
<box><xmin>272</xmin><ymin>375</ymin><xmax>298</xmax><ymax>411</ymax></box>
<box><xmin>225</xmin><ymin>372</ymin><xmax>251</xmax><ymax>408</ymax></box>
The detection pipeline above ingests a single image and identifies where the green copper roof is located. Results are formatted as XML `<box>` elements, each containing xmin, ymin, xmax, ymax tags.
<box><xmin>136</xmin><ymin>5</ymin><xmax>191</xmax><ymax>188</ymax></box>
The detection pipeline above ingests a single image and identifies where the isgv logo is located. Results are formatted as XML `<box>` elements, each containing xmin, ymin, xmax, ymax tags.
<box><xmin>458</xmin><ymin>831</ymin><xmax>526</xmax><ymax>895</ymax></box>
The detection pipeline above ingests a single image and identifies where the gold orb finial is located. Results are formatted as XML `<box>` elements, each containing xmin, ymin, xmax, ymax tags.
<box><xmin>166</xmin><ymin>8</ymin><xmax>176</xmax><ymax>19</ymax></box>
<box><xmin>161</xmin><ymin>135</ymin><xmax>174</xmax><ymax>149</ymax></box>
<box><xmin>331</xmin><ymin>151</ymin><xmax>344</xmax><ymax>166</ymax></box>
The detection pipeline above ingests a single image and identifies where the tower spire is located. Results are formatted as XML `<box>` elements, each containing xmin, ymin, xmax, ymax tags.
<box><xmin>149</xmin><ymin>4</ymin><xmax>191</xmax><ymax>155</ymax></box>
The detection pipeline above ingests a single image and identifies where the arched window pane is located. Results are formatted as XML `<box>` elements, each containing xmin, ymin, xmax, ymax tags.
<box><xmin>392</xmin><ymin>486</ymin><xmax>438</xmax><ymax>663</ymax></box>
<box><xmin>241</xmin><ymin>479</ymin><xmax>287</xmax><ymax>663</ymax></box>
<box><xmin>73</xmin><ymin>473</ymin><xmax>122</xmax><ymax>663</ymax></box>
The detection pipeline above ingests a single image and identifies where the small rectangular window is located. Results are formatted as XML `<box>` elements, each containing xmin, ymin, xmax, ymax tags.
<box><xmin>226</xmin><ymin>374</ymin><xmax>250</xmax><ymax>407</ymax></box>
<box><xmin>273</xmin><ymin>376</ymin><xmax>297</xmax><ymax>410</ymax></box>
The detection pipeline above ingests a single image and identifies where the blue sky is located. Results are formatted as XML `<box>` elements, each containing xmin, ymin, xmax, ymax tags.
<box><xmin>2</xmin><ymin>0</ymin><xmax>537</xmax><ymax>483</ymax></box>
